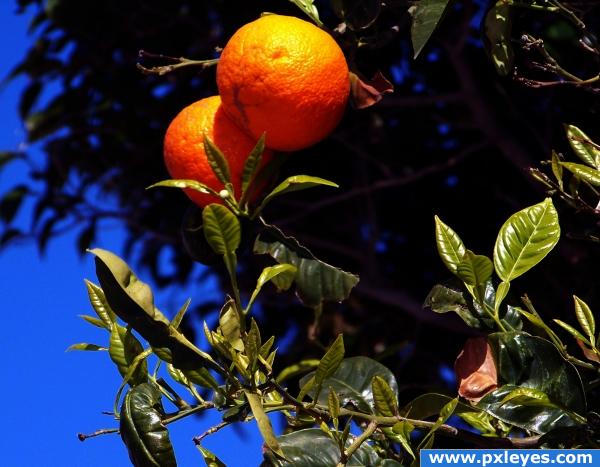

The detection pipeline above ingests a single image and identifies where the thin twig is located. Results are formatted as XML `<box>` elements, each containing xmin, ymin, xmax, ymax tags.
<box><xmin>337</xmin><ymin>421</ymin><xmax>378</xmax><ymax>467</ymax></box>
<box><xmin>193</xmin><ymin>421</ymin><xmax>229</xmax><ymax>445</ymax></box>
<box><xmin>77</xmin><ymin>428</ymin><xmax>119</xmax><ymax>441</ymax></box>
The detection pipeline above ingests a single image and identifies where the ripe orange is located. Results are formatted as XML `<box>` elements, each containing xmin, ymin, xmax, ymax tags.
<box><xmin>216</xmin><ymin>14</ymin><xmax>350</xmax><ymax>152</ymax></box>
<box><xmin>163</xmin><ymin>95</ymin><xmax>272</xmax><ymax>207</ymax></box>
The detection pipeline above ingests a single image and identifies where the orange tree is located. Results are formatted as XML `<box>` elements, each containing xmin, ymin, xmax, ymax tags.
<box><xmin>4</xmin><ymin>0</ymin><xmax>600</xmax><ymax>465</ymax></box>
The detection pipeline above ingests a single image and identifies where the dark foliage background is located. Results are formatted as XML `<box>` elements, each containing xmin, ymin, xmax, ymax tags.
<box><xmin>3</xmin><ymin>0</ymin><xmax>600</xmax><ymax>412</ymax></box>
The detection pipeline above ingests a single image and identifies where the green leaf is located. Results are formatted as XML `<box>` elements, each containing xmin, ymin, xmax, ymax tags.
<box><xmin>494</xmin><ymin>281</ymin><xmax>510</xmax><ymax>314</ymax></box>
<box><xmin>551</xmin><ymin>151</ymin><xmax>564</xmax><ymax>190</ymax></box>
<box><xmin>424</xmin><ymin>283</ymin><xmax>485</xmax><ymax>329</ymax></box>
<box><xmin>254</xmin><ymin>222</ymin><xmax>358</xmax><ymax>308</ymax></box>
<box><xmin>219</xmin><ymin>300</ymin><xmax>244</xmax><ymax>352</ymax></box>
<box><xmin>256</xmin><ymin>176</ymin><xmax>338</xmax><ymax>213</ymax></box>
<box><xmin>120</xmin><ymin>382</ymin><xmax>177</xmax><ymax>467</ymax></box>
<box><xmin>203</xmin><ymin>136</ymin><xmax>232</xmax><ymax>189</ymax></box>
<box><xmin>483</xmin><ymin>1</ymin><xmax>514</xmax><ymax>76</ymax></box>
<box><xmin>493</xmin><ymin>198</ymin><xmax>560</xmax><ymax>282</ymax></box>
<box><xmin>499</xmin><ymin>386</ymin><xmax>554</xmax><ymax>408</ymax></box>
<box><xmin>264</xmin><ymin>428</ymin><xmax>381</xmax><ymax>467</ymax></box>
<box><xmin>79</xmin><ymin>314</ymin><xmax>109</xmax><ymax>329</ymax></box>
<box><xmin>66</xmin><ymin>343</ymin><xmax>107</xmax><ymax>352</ymax></box>
<box><xmin>245</xmin><ymin>391</ymin><xmax>286</xmax><ymax>460</ymax></box>
<box><xmin>170</xmin><ymin>298</ymin><xmax>190</xmax><ymax>330</ymax></box>
<box><xmin>91</xmin><ymin>249</ymin><xmax>219</xmax><ymax>372</ymax></box>
<box><xmin>328</xmin><ymin>388</ymin><xmax>340</xmax><ymax>420</ymax></box>
<box><xmin>456</xmin><ymin>251</ymin><xmax>493</xmax><ymax>286</ymax></box>
<box><xmin>287</xmin><ymin>0</ymin><xmax>323</xmax><ymax>27</ymax></box>
<box><xmin>401</xmin><ymin>393</ymin><xmax>478</xmax><ymax>420</ymax></box>
<box><xmin>260</xmin><ymin>335</ymin><xmax>276</xmax><ymax>359</ymax></box>
<box><xmin>409</xmin><ymin>0</ymin><xmax>451</xmax><ymax>58</ymax></box>
<box><xmin>183</xmin><ymin>368</ymin><xmax>219</xmax><ymax>391</ymax></box>
<box><xmin>434</xmin><ymin>215</ymin><xmax>466</xmax><ymax>274</ymax></box>
<box><xmin>566</xmin><ymin>124</ymin><xmax>600</xmax><ymax>169</ymax></box>
<box><xmin>372</xmin><ymin>375</ymin><xmax>398</xmax><ymax>416</ymax></box>
<box><xmin>553</xmin><ymin>319</ymin><xmax>590</xmax><ymax>345</ymax></box>
<box><xmin>245</xmin><ymin>318</ymin><xmax>261</xmax><ymax>370</ymax></box>
<box><xmin>202</xmin><ymin>204</ymin><xmax>240</xmax><ymax>256</ymax></box>
<box><xmin>458</xmin><ymin>411</ymin><xmax>507</xmax><ymax>437</ymax></box>
<box><xmin>241</xmin><ymin>133</ymin><xmax>266</xmax><ymax>198</ymax></box>
<box><xmin>480</xmin><ymin>332</ymin><xmax>586</xmax><ymax>434</ymax></box>
<box><xmin>246</xmin><ymin>264</ymin><xmax>297</xmax><ymax>313</ymax></box>
<box><xmin>85</xmin><ymin>280</ymin><xmax>117</xmax><ymax>326</ymax></box>
<box><xmin>561</xmin><ymin>162</ymin><xmax>600</xmax><ymax>186</ymax></box>
<box><xmin>331</xmin><ymin>0</ymin><xmax>382</xmax><ymax>31</ymax></box>
<box><xmin>300</xmin><ymin>357</ymin><xmax>398</xmax><ymax>413</ymax></box>
<box><xmin>109</xmin><ymin>324</ymin><xmax>148</xmax><ymax>386</ymax></box>
<box><xmin>276</xmin><ymin>359</ymin><xmax>320</xmax><ymax>383</ymax></box>
<box><xmin>573</xmin><ymin>296</ymin><xmax>595</xmax><ymax>345</ymax></box>
<box><xmin>148</xmin><ymin>178</ymin><xmax>220</xmax><ymax>197</ymax></box>
<box><xmin>314</xmin><ymin>334</ymin><xmax>345</xmax><ymax>399</ymax></box>
<box><xmin>389</xmin><ymin>421</ymin><xmax>415</xmax><ymax>459</ymax></box>
<box><xmin>196</xmin><ymin>445</ymin><xmax>226</xmax><ymax>467</ymax></box>
<box><xmin>420</xmin><ymin>397</ymin><xmax>458</xmax><ymax>448</ymax></box>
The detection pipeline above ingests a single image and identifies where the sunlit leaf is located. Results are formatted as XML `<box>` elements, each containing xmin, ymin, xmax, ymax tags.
<box><xmin>245</xmin><ymin>391</ymin><xmax>286</xmax><ymax>460</ymax></box>
<box><xmin>109</xmin><ymin>324</ymin><xmax>148</xmax><ymax>386</ymax></box>
<box><xmin>256</xmin><ymin>176</ymin><xmax>338</xmax><ymax>213</ymax></box>
<box><xmin>203</xmin><ymin>136</ymin><xmax>232</xmax><ymax>189</ymax></box>
<box><xmin>66</xmin><ymin>343</ymin><xmax>107</xmax><ymax>352</ymax></box>
<box><xmin>196</xmin><ymin>445</ymin><xmax>226</xmax><ymax>467</ymax></box>
<box><xmin>434</xmin><ymin>215</ymin><xmax>466</xmax><ymax>274</ymax></box>
<box><xmin>561</xmin><ymin>162</ymin><xmax>600</xmax><ymax>186</ymax></box>
<box><xmin>573</xmin><ymin>296</ymin><xmax>595</xmax><ymax>345</ymax></box>
<box><xmin>566</xmin><ymin>124</ymin><xmax>600</xmax><ymax>169</ymax></box>
<box><xmin>372</xmin><ymin>375</ymin><xmax>398</xmax><ymax>416</ymax></box>
<box><xmin>456</xmin><ymin>251</ymin><xmax>493</xmax><ymax>286</ymax></box>
<box><xmin>493</xmin><ymin>198</ymin><xmax>560</xmax><ymax>282</ymax></box>
<box><xmin>246</xmin><ymin>264</ymin><xmax>297</xmax><ymax>313</ymax></box>
<box><xmin>241</xmin><ymin>133</ymin><xmax>266</xmax><ymax>198</ymax></box>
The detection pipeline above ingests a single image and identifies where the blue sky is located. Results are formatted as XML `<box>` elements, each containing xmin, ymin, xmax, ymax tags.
<box><xmin>0</xmin><ymin>3</ymin><xmax>263</xmax><ymax>465</ymax></box>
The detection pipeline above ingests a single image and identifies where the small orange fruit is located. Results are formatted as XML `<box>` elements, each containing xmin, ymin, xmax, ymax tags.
<box><xmin>163</xmin><ymin>95</ymin><xmax>272</xmax><ymax>207</ymax></box>
<box><xmin>217</xmin><ymin>14</ymin><xmax>350</xmax><ymax>152</ymax></box>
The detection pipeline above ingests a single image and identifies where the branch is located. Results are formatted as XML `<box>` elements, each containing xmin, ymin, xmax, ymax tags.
<box><xmin>337</xmin><ymin>421</ymin><xmax>378</xmax><ymax>467</ymax></box>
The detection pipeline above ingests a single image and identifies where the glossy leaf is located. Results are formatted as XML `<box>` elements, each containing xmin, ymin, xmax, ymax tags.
<box><xmin>202</xmin><ymin>204</ymin><xmax>240</xmax><ymax>256</ymax></box>
<box><xmin>241</xmin><ymin>133</ymin><xmax>266</xmax><ymax>197</ymax></box>
<box><xmin>254</xmin><ymin>223</ymin><xmax>358</xmax><ymax>308</ymax></box>
<box><xmin>481</xmin><ymin>332</ymin><xmax>586</xmax><ymax>433</ymax></box>
<box><xmin>245</xmin><ymin>391</ymin><xmax>286</xmax><ymax>459</ymax></box>
<box><xmin>264</xmin><ymin>428</ymin><xmax>381</xmax><ymax>466</ymax></box>
<box><xmin>120</xmin><ymin>382</ymin><xmax>177</xmax><ymax>467</ymax></box>
<box><xmin>109</xmin><ymin>324</ymin><xmax>148</xmax><ymax>386</ymax></box>
<box><xmin>331</xmin><ymin>0</ymin><xmax>382</xmax><ymax>31</ymax></box>
<box><xmin>91</xmin><ymin>249</ymin><xmax>219</xmax><ymax>372</ymax></box>
<box><xmin>257</xmin><ymin>175</ymin><xmax>338</xmax><ymax>213</ymax></box>
<box><xmin>372</xmin><ymin>375</ymin><xmax>398</xmax><ymax>416</ymax></box>
<box><xmin>300</xmin><ymin>356</ymin><xmax>398</xmax><ymax>413</ymax></box>
<box><xmin>573</xmin><ymin>296</ymin><xmax>595</xmax><ymax>344</ymax></box>
<box><xmin>434</xmin><ymin>215</ymin><xmax>466</xmax><ymax>274</ymax></box>
<box><xmin>562</xmin><ymin>162</ymin><xmax>600</xmax><ymax>186</ymax></box>
<box><xmin>85</xmin><ymin>280</ymin><xmax>117</xmax><ymax>327</ymax></box>
<box><xmin>566</xmin><ymin>124</ymin><xmax>600</xmax><ymax>169</ymax></box>
<box><xmin>493</xmin><ymin>198</ymin><xmax>560</xmax><ymax>282</ymax></box>
<box><xmin>410</xmin><ymin>0</ymin><xmax>451</xmax><ymax>58</ymax></box>
<box><xmin>553</xmin><ymin>319</ymin><xmax>589</xmax><ymax>345</ymax></box>
<box><xmin>484</xmin><ymin>1</ymin><xmax>513</xmax><ymax>76</ymax></box>
<box><xmin>148</xmin><ymin>179</ymin><xmax>220</xmax><ymax>197</ymax></box>
<box><xmin>66</xmin><ymin>343</ymin><xmax>107</xmax><ymax>351</ymax></box>
<box><xmin>456</xmin><ymin>251</ymin><xmax>493</xmax><ymax>286</ymax></box>
<box><xmin>203</xmin><ymin>136</ymin><xmax>232</xmax><ymax>188</ymax></box>
<box><xmin>246</xmin><ymin>264</ymin><xmax>297</xmax><ymax>313</ymax></box>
